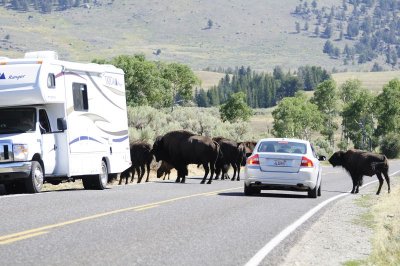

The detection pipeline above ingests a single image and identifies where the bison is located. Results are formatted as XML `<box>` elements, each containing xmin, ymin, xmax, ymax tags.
<box><xmin>213</xmin><ymin>137</ymin><xmax>246</xmax><ymax>181</ymax></box>
<box><xmin>328</xmin><ymin>149</ymin><xmax>390</xmax><ymax>195</ymax></box>
<box><xmin>157</xmin><ymin>161</ymin><xmax>173</xmax><ymax>180</ymax></box>
<box><xmin>119</xmin><ymin>141</ymin><xmax>153</xmax><ymax>185</ymax></box>
<box><xmin>151</xmin><ymin>130</ymin><xmax>221</xmax><ymax>184</ymax></box>
<box><xmin>239</xmin><ymin>141</ymin><xmax>257</xmax><ymax>158</ymax></box>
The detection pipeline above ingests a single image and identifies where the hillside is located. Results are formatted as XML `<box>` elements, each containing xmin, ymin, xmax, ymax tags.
<box><xmin>0</xmin><ymin>0</ymin><xmax>357</xmax><ymax>72</ymax></box>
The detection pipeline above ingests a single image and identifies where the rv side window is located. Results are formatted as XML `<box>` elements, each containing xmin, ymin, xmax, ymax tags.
<box><xmin>72</xmin><ymin>83</ymin><xmax>89</xmax><ymax>111</ymax></box>
<box><xmin>47</xmin><ymin>73</ymin><xmax>56</xmax><ymax>88</ymax></box>
<box><xmin>39</xmin><ymin>109</ymin><xmax>51</xmax><ymax>133</ymax></box>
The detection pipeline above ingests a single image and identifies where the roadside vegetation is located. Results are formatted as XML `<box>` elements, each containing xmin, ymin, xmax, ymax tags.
<box><xmin>95</xmin><ymin>53</ymin><xmax>400</xmax><ymax>159</ymax></box>
<box><xmin>345</xmin><ymin>185</ymin><xmax>400</xmax><ymax>266</ymax></box>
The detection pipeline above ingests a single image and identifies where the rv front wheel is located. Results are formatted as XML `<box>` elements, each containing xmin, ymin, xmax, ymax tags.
<box><xmin>25</xmin><ymin>161</ymin><xmax>44</xmax><ymax>193</ymax></box>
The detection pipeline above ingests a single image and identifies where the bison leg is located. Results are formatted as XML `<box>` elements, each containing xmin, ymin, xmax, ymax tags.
<box><xmin>231</xmin><ymin>163</ymin><xmax>237</xmax><ymax>181</ymax></box>
<box><xmin>236</xmin><ymin>163</ymin><xmax>241</xmax><ymax>181</ymax></box>
<box><xmin>214</xmin><ymin>167</ymin><xmax>221</xmax><ymax>180</ymax></box>
<box><xmin>383</xmin><ymin>171</ymin><xmax>391</xmax><ymax>193</ymax></box>
<box><xmin>145</xmin><ymin>163</ymin><xmax>150</xmax><ymax>182</ymax></box>
<box><xmin>350</xmin><ymin>176</ymin><xmax>357</xmax><ymax>194</ymax></box>
<box><xmin>201</xmin><ymin>163</ymin><xmax>209</xmax><ymax>184</ymax></box>
<box><xmin>175</xmin><ymin>168</ymin><xmax>182</xmax><ymax>183</ymax></box>
<box><xmin>207</xmin><ymin>163</ymin><xmax>215</xmax><ymax>184</ymax></box>
<box><xmin>376</xmin><ymin>173</ymin><xmax>384</xmax><ymax>195</ymax></box>
<box><xmin>130</xmin><ymin>167</ymin><xmax>136</xmax><ymax>183</ymax></box>
<box><xmin>138</xmin><ymin>165</ymin><xmax>145</xmax><ymax>183</ymax></box>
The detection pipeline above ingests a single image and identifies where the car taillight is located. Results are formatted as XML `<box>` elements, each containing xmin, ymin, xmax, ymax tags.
<box><xmin>247</xmin><ymin>154</ymin><xmax>259</xmax><ymax>165</ymax></box>
<box><xmin>300</xmin><ymin>156</ymin><xmax>313</xmax><ymax>167</ymax></box>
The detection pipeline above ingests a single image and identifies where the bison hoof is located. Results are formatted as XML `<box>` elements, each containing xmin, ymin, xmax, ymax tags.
<box><xmin>207</xmin><ymin>181</ymin><xmax>212</xmax><ymax>184</ymax></box>
<box><xmin>200</xmin><ymin>180</ymin><xmax>205</xmax><ymax>184</ymax></box>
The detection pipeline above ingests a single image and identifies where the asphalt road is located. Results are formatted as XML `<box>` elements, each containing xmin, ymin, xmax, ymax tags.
<box><xmin>1</xmin><ymin>162</ymin><xmax>400</xmax><ymax>266</ymax></box>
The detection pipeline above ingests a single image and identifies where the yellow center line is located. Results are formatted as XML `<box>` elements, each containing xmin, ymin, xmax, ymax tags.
<box><xmin>0</xmin><ymin>186</ymin><xmax>242</xmax><ymax>244</ymax></box>
<box><xmin>135</xmin><ymin>205</ymin><xmax>159</xmax><ymax>211</ymax></box>
<box><xmin>0</xmin><ymin>231</ymin><xmax>49</xmax><ymax>245</ymax></box>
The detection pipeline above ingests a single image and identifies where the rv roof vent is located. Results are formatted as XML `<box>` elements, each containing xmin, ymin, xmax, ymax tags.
<box><xmin>24</xmin><ymin>51</ymin><xmax>58</xmax><ymax>60</ymax></box>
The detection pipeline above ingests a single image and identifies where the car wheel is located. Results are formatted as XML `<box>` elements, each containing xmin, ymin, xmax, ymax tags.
<box><xmin>317</xmin><ymin>183</ymin><xmax>322</xmax><ymax>197</ymax></box>
<box><xmin>244</xmin><ymin>184</ymin><xmax>260</xmax><ymax>195</ymax></box>
<box><xmin>308</xmin><ymin>185</ymin><xmax>318</xmax><ymax>198</ymax></box>
<box><xmin>25</xmin><ymin>161</ymin><xmax>44</xmax><ymax>193</ymax></box>
<box><xmin>244</xmin><ymin>184</ymin><xmax>254</xmax><ymax>196</ymax></box>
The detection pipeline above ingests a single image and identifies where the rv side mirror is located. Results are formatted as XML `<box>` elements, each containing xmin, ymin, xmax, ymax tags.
<box><xmin>57</xmin><ymin>118</ymin><xmax>67</xmax><ymax>131</ymax></box>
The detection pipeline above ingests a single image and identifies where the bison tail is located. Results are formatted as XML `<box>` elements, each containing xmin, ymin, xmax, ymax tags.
<box><xmin>213</xmin><ymin>141</ymin><xmax>222</xmax><ymax>165</ymax></box>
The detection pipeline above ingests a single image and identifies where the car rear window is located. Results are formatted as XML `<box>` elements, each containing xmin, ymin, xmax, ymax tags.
<box><xmin>257</xmin><ymin>141</ymin><xmax>307</xmax><ymax>154</ymax></box>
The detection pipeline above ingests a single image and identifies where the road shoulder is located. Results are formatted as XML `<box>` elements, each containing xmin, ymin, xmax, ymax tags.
<box><xmin>281</xmin><ymin>183</ymin><xmax>387</xmax><ymax>266</ymax></box>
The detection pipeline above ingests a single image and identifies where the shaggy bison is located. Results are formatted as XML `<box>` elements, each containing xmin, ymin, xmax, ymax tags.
<box><xmin>239</xmin><ymin>141</ymin><xmax>257</xmax><ymax>157</ymax></box>
<box><xmin>328</xmin><ymin>149</ymin><xmax>390</xmax><ymax>195</ymax></box>
<box><xmin>151</xmin><ymin>130</ymin><xmax>221</xmax><ymax>184</ymax></box>
<box><xmin>157</xmin><ymin>161</ymin><xmax>173</xmax><ymax>180</ymax></box>
<box><xmin>213</xmin><ymin>137</ymin><xmax>246</xmax><ymax>181</ymax></box>
<box><xmin>119</xmin><ymin>141</ymin><xmax>153</xmax><ymax>185</ymax></box>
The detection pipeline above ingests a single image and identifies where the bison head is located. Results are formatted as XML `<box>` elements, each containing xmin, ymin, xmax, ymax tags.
<box><xmin>151</xmin><ymin>136</ymin><xmax>167</xmax><ymax>162</ymax></box>
<box><xmin>156</xmin><ymin>167</ymin><xmax>164</xmax><ymax>178</ymax></box>
<box><xmin>328</xmin><ymin>151</ymin><xmax>345</xmax><ymax>167</ymax></box>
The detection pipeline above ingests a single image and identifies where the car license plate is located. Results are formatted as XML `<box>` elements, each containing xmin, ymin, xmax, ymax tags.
<box><xmin>274</xmin><ymin>159</ymin><xmax>286</xmax><ymax>166</ymax></box>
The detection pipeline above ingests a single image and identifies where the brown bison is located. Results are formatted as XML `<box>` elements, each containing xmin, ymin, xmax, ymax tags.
<box><xmin>213</xmin><ymin>137</ymin><xmax>246</xmax><ymax>181</ymax></box>
<box><xmin>239</xmin><ymin>141</ymin><xmax>257</xmax><ymax>157</ymax></box>
<box><xmin>328</xmin><ymin>149</ymin><xmax>390</xmax><ymax>195</ymax></box>
<box><xmin>157</xmin><ymin>161</ymin><xmax>173</xmax><ymax>180</ymax></box>
<box><xmin>119</xmin><ymin>141</ymin><xmax>153</xmax><ymax>185</ymax></box>
<box><xmin>151</xmin><ymin>130</ymin><xmax>221</xmax><ymax>184</ymax></box>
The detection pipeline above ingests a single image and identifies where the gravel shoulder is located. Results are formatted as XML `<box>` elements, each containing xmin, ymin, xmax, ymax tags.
<box><xmin>281</xmin><ymin>178</ymin><xmax>398</xmax><ymax>266</ymax></box>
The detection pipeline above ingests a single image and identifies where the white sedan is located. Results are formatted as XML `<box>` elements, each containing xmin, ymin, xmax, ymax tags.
<box><xmin>243</xmin><ymin>138</ymin><xmax>326</xmax><ymax>198</ymax></box>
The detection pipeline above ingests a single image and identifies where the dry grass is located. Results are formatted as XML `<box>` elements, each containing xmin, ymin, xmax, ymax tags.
<box><xmin>0</xmin><ymin>0</ymin><xmax>350</xmax><ymax>71</ymax></box>
<box><xmin>194</xmin><ymin>71</ymin><xmax>226</xmax><ymax>89</ymax></box>
<box><xmin>345</xmin><ymin>174</ymin><xmax>400</xmax><ymax>266</ymax></box>
<box><xmin>332</xmin><ymin>71</ymin><xmax>400</xmax><ymax>93</ymax></box>
<box><xmin>366</xmin><ymin>185</ymin><xmax>400</xmax><ymax>265</ymax></box>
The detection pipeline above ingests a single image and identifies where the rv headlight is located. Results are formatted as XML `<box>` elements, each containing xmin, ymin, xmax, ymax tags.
<box><xmin>13</xmin><ymin>144</ymin><xmax>29</xmax><ymax>161</ymax></box>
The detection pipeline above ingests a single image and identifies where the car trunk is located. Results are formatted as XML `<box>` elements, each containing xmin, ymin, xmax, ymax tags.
<box><xmin>258</xmin><ymin>153</ymin><xmax>302</xmax><ymax>173</ymax></box>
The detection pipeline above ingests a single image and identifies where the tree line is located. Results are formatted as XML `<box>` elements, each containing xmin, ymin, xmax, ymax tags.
<box><xmin>0</xmin><ymin>0</ymin><xmax>95</xmax><ymax>13</ymax></box>
<box><xmin>194</xmin><ymin>65</ymin><xmax>330</xmax><ymax>108</ymax></box>
<box><xmin>272</xmin><ymin>78</ymin><xmax>400</xmax><ymax>158</ymax></box>
<box><xmin>292</xmin><ymin>0</ymin><xmax>400</xmax><ymax>69</ymax></box>
<box><xmin>95</xmin><ymin>53</ymin><xmax>399</xmax><ymax>158</ymax></box>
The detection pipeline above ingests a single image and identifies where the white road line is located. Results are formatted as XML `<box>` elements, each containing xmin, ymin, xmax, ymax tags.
<box><xmin>245</xmin><ymin>169</ymin><xmax>400</xmax><ymax>266</ymax></box>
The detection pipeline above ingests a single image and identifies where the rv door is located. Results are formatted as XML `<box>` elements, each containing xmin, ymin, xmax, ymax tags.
<box><xmin>39</xmin><ymin>109</ymin><xmax>56</xmax><ymax>175</ymax></box>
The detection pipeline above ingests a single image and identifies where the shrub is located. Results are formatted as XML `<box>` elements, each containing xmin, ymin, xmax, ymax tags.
<box><xmin>379</xmin><ymin>133</ymin><xmax>400</xmax><ymax>159</ymax></box>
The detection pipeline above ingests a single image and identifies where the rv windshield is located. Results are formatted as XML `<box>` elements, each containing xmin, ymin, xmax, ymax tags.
<box><xmin>0</xmin><ymin>108</ymin><xmax>36</xmax><ymax>134</ymax></box>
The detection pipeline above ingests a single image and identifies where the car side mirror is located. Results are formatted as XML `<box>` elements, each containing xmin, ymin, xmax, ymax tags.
<box><xmin>318</xmin><ymin>155</ymin><xmax>326</xmax><ymax>161</ymax></box>
<box><xmin>57</xmin><ymin>118</ymin><xmax>67</xmax><ymax>131</ymax></box>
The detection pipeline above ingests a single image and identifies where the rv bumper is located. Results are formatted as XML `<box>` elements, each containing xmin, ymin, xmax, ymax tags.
<box><xmin>0</xmin><ymin>162</ymin><xmax>32</xmax><ymax>180</ymax></box>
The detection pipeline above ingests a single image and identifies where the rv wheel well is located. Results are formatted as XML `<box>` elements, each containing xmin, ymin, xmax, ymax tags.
<box><xmin>32</xmin><ymin>154</ymin><xmax>44</xmax><ymax>173</ymax></box>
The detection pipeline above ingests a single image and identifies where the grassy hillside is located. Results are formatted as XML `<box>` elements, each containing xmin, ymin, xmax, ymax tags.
<box><xmin>332</xmin><ymin>71</ymin><xmax>400</xmax><ymax>93</ymax></box>
<box><xmin>0</xmin><ymin>0</ymin><xmax>353</xmax><ymax>71</ymax></box>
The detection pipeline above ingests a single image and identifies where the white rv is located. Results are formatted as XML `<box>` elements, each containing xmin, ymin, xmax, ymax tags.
<box><xmin>0</xmin><ymin>51</ymin><xmax>131</xmax><ymax>193</ymax></box>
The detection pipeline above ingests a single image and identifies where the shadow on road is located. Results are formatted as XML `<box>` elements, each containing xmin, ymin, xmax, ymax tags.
<box><xmin>218</xmin><ymin>192</ymin><xmax>309</xmax><ymax>198</ymax></box>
